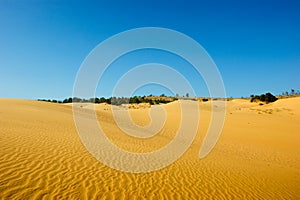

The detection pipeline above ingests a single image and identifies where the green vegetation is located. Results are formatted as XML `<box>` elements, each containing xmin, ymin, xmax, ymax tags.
<box><xmin>250</xmin><ymin>92</ymin><xmax>278</xmax><ymax>103</ymax></box>
<box><xmin>37</xmin><ymin>95</ymin><xmax>178</xmax><ymax>106</ymax></box>
<box><xmin>281</xmin><ymin>88</ymin><xmax>300</xmax><ymax>96</ymax></box>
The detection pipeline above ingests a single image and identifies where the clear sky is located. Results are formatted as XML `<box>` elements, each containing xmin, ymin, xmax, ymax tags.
<box><xmin>0</xmin><ymin>0</ymin><xmax>299</xmax><ymax>99</ymax></box>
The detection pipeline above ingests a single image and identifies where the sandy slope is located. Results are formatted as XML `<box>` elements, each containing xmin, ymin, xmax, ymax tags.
<box><xmin>0</xmin><ymin>98</ymin><xmax>299</xmax><ymax>199</ymax></box>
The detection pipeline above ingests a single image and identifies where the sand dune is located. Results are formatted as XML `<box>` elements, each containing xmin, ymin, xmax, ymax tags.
<box><xmin>0</xmin><ymin>98</ymin><xmax>299</xmax><ymax>199</ymax></box>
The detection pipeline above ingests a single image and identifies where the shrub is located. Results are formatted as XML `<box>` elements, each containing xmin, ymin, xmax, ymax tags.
<box><xmin>265</xmin><ymin>92</ymin><xmax>278</xmax><ymax>103</ymax></box>
<box><xmin>129</xmin><ymin>96</ymin><xmax>141</xmax><ymax>104</ymax></box>
<box><xmin>250</xmin><ymin>92</ymin><xmax>277</xmax><ymax>103</ymax></box>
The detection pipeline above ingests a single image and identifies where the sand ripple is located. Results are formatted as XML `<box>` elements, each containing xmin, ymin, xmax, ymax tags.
<box><xmin>0</xmin><ymin>98</ymin><xmax>299</xmax><ymax>199</ymax></box>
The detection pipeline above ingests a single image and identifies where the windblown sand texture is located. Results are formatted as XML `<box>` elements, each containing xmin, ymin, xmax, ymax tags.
<box><xmin>0</xmin><ymin>97</ymin><xmax>299</xmax><ymax>199</ymax></box>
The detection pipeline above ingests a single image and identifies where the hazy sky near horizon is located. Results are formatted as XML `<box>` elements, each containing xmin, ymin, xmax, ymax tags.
<box><xmin>0</xmin><ymin>0</ymin><xmax>299</xmax><ymax>99</ymax></box>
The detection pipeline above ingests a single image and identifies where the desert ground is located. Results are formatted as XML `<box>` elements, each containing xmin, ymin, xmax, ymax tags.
<box><xmin>0</xmin><ymin>97</ymin><xmax>299</xmax><ymax>199</ymax></box>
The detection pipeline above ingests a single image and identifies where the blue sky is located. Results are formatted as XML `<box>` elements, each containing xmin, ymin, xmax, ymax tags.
<box><xmin>0</xmin><ymin>0</ymin><xmax>299</xmax><ymax>99</ymax></box>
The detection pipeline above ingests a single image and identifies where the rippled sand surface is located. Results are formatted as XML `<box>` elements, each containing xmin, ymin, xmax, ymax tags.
<box><xmin>0</xmin><ymin>97</ymin><xmax>299</xmax><ymax>199</ymax></box>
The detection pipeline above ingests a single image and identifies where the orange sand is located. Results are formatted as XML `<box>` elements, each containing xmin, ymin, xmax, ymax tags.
<box><xmin>0</xmin><ymin>97</ymin><xmax>299</xmax><ymax>199</ymax></box>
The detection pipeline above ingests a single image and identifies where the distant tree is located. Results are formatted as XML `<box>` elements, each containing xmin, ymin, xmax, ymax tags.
<box><xmin>106</xmin><ymin>98</ymin><xmax>111</xmax><ymax>104</ymax></box>
<box><xmin>72</xmin><ymin>97</ymin><xmax>82</xmax><ymax>102</ymax></box>
<box><xmin>145</xmin><ymin>98</ymin><xmax>154</xmax><ymax>105</ymax></box>
<box><xmin>149</xmin><ymin>99</ymin><xmax>154</xmax><ymax>105</ymax></box>
<box><xmin>129</xmin><ymin>96</ymin><xmax>141</xmax><ymax>104</ymax></box>
<box><xmin>186</xmin><ymin>93</ymin><xmax>189</xmax><ymax>98</ymax></box>
<box><xmin>291</xmin><ymin>89</ymin><xmax>295</xmax><ymax>95</ymax></box>
<box><xmin>94</xmin><ymin>97</ymin><xmax>100</xmax><ymax>103</ymax></box>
